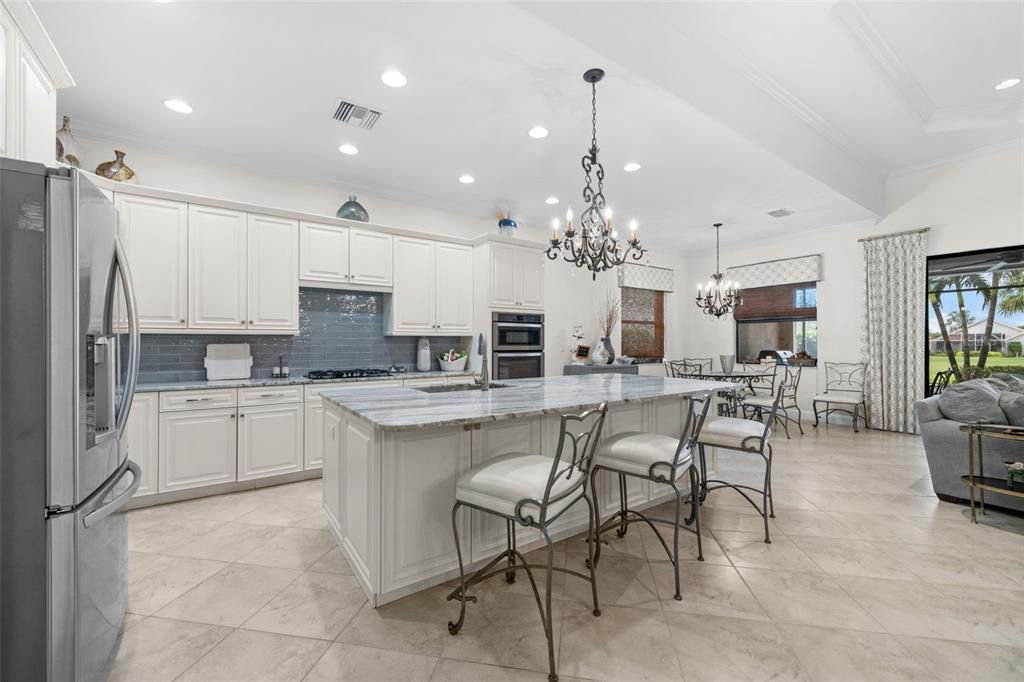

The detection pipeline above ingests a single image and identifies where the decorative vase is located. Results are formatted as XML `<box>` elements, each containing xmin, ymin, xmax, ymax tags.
<box><xmin>720</xmin><ymin>354</ymin><xmax>736</xmax><ymax>374</ymax></box>
<box><xmin>600</xmin><ymin>337</ymin><xmax>616</xmax><ymax>365</ymax></box>
<box><xmin>55</xmin><ymin>116</ymin><xmax>80</xmax><ymax>167</ymax></box>
<box><xmin>497</xmin><ymin>212</ymin><xmax>517</xmax><ymax>237</ymax></box>
<box><xmin>95</xmin><ymin>150</ymin><xmax>137</xmax><ymax>183</ymax></box>
<box><xmin>336</xmin><ymin>195</ymin><xmax>369</xmax><ymax>222</ymax></box>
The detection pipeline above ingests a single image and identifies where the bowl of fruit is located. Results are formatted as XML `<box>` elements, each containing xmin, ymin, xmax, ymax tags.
<box><xmin>438</xmin><ymin>349</ymin><xmax>468</xmax><ymax>372</ymax></box>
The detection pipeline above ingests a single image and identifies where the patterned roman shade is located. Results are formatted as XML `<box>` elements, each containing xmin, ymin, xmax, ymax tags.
<box><xmin>618</xmin><ymin>264</ymin><xmax>674</xmax><ymax>292</ymax></box>
<box><xmin>726</xmin><ymin>255</ymin><xmax>822</xmax><ymax>289</ymax></box>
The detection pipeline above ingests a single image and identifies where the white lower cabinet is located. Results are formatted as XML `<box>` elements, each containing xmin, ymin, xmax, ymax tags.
<box><xmin>238</xmin><ymin>403</ymin><xmax>304</xmax><ymax>481</ymax></box>
<box><xmin>159</xmin><ymin>408</ymin><xmax>238</xmax><ymax>492</ymax></box>
<box><xmin>123</xmin><ymin>393</ymin><xmax>159</xmax><ymax>497</ymax></box>
<box><xmin>304</xmin><ymin>401</ymin><xmax>325</xmax><ymax>470</ymax></box>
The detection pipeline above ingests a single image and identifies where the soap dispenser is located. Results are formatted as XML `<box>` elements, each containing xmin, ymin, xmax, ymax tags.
<box><xmin>417</xmin><ymin>337</ymin><xmax>431</xmax><ymax>372</ymax></box>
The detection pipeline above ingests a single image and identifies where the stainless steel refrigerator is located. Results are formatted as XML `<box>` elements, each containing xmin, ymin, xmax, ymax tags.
<box><xmin>1</xmin><ymin>158</ymin><xmax>141</xmax><ymax>681</ymax></box>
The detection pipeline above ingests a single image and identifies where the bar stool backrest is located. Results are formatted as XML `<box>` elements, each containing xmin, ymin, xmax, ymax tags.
<box><xmin>823</xmin><ymin>362</ymin><xmax>866</xmax><ymax>397</ymax></box>
<box><xmin>517</xmin><ymin>402</ymin><xmax>608</xmax><ymax>526</ymax></box>
<box><xmin>650</xmin><ymin>394</ymin><xmax>712</xmax><ymax>482</ymax></box>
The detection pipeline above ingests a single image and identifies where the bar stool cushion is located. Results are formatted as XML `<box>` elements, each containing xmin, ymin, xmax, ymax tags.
<box><xmin>594</xmin><ymin>432</ymin><xmax>691</xmax><ymax>479</ymax></box>
<box><xmin>699</xmin><ymin>417</ymin><xmax>769</xmax><ymax>451</ymax></box>
<box><xmin>455</xmin><ymin>453</ymin><xmax>582</xmax><ymax>520</ymax></box>
<box><xmin>813</xmin><ymin>392</ymin><xmax>864</xmax><ymax>405</ymax></box>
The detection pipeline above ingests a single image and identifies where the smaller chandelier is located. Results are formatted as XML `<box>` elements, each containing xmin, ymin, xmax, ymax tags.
<box><xmin>546</xmin><ymin>68</ymin><xmax>646</xmax><ymax>280</ymax></box>
<box><xmin>695</xmin><ymin>223</ymin><xmax>742</xmax><ymax>318</ymax></box>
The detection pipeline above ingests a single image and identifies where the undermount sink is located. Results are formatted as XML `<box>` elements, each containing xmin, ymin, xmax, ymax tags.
<box><xmin>413</xmin><ymin>382</ymin><xmax>513</xmax><ymax>394</ymax></box>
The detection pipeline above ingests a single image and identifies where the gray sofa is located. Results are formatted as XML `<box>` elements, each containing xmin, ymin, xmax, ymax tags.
<box><xmin>915</xmin><ymin>375</ymin><xmax>1024</xmax><ymax>513</ymax></box>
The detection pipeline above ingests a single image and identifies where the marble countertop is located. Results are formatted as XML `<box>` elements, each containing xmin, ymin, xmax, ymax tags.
<box><xmin>136</xmin><ymin>370</ymin><xmax>475</xmax><ymax>393</ymax></box>
<box><xmin>320</xmin><ymin>374</ymin><xmax>737</xmax><ymax>431</ymax></box>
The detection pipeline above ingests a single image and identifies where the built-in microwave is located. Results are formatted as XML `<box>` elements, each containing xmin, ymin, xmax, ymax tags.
<box><xmin>492</xmin><ymin>312</ymin><xmax>544</xmax><ymax>351</ymax></box>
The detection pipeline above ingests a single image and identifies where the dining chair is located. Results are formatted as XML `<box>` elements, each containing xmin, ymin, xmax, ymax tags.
<box><xmin>682</xmin><ymin>357</ymin><xmax>713</xmax><ymax>375</ymax></box>
<box><xmin>813</xmin><ymin>362</ymin><xmax>869</xmax><ymax>432</ymax></box>
<box><xmin>741</xmin><ymin>364</ymin><xmax>803</xmax><ymax>438</ymax></box>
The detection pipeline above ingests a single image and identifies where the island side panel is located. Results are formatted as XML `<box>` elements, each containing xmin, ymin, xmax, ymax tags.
<box><xmin>380</xmin><ymin>425</ymin><xmax>471</xmax><ymax>599</ymax></box>
<box><xmin>469</xmin><ymin>417</ymin><xmax>542</xmax><ymax>563</ymax></box>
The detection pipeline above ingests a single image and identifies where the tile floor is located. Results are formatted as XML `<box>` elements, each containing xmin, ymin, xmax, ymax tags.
<box><xmin>114</xmin><ymin>426</ymin><xmax>1024</xmax><ymax>681</ymax></box>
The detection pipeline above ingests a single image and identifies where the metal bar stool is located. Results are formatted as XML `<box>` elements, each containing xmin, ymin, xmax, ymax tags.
<box><xmin>588</xmin><ymin>394</ymin><xmax>712</xmax><ymax>600</ymax></box>
<box><xmin>698</xmin><ymin>384</ymin><xmax>784</xmax><ymax>543</ymax></box>
<box><xmin>446</xmin><ymin>403</ymin><xmax>608</xmax><ymax>682</ymax></box>
<box><xmin>813</xmin><ymin>361</ymin><xmax>869</xmax><ymax>432</ymax></box>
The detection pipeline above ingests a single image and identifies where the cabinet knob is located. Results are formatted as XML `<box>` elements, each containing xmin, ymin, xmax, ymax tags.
<box><xmin>230</xmin><ymin>413</ymin><xmax>236</xmax><ymax>419</ymax></box>
<box><xmin>239</xmin><ymin>413</ymin><xmax>245</xmax><ymax>418</ymax></box>
<box><xmin>249</xmin><ymin>320</ymin><xmax>254</xmax><ymax>325</ymax></box>
<box><xmin>180</xmin><ymin>319</ymin><xmax>185</xmax><ymax>323</ymax></box>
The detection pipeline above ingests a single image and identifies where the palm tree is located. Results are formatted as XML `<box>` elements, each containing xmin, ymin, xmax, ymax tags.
<box><xmin>977</xmin><ymin>272</ymin><xmax>1001</xmax><ymax>368</ymax></box>
<box><xmin>999</xmin><ymin>270</ymin><xmax>1024</xmax><ymax>318</ymax></box>
<box><xmin>929</xmin><ymin>277</ymin><xmax>962</xmax><ymax>380</ymax></box>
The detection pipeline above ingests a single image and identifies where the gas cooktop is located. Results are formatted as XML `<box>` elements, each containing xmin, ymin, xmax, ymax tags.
<box><xmin>306</xmin><ymin>367</ymin><xmax>406</xmax><ymax>381</ymax></box>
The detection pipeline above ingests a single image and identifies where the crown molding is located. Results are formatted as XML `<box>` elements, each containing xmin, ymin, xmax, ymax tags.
<box><xmin>926</xmin><ymin>102</ymin><xmax>1024</xmax><ymax>133</ymax></box>
<box><xmin>834</xmin><ymin>1</ymin><xmax>935</xmax><ymax>124</ymax></box>
<box><xmin>3</xmin><ymin>0</ymin><xmax>74</xmax><ymax>88</ymax></box>
<box><xmin>887</xmin><ymin>137</ymin><xmax>1023</xmax><ymax>178</ymax></box>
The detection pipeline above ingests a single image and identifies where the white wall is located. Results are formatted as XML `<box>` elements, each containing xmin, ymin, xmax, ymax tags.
<box><xmin>676</xmin><ymin>146</ymin><xmax>1024</xmax><ymax>412</ymax></box>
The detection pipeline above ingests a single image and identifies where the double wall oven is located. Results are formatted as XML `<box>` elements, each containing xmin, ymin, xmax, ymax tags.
<box><xmin>492</xmin><ymin>312</ymin><xmax>544</xmax><ymax>379</ymax></box>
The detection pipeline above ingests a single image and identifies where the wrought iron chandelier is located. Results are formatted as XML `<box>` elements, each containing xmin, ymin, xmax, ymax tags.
<box><xmin>546</xmin><ymin>68</ymin><xmax>645</xmax><ymax>280</ymax></box>
<box><xmin>695</xmin><ymin>223</ymin><xmax>742</xmax><ymax>317</ymax></box>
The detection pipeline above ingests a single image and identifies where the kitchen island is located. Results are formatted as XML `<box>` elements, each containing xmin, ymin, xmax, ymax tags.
<box><xmin>320</xmin><ymin>374</ymin><xmax>735</xmax><ymax>605</ymax></box>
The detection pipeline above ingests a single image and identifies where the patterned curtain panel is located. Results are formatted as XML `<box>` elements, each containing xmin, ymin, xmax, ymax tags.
<box><xmin>862</xmin><ymin>231</ymin><xmax>927</xmax><ymax>433</ymax></box>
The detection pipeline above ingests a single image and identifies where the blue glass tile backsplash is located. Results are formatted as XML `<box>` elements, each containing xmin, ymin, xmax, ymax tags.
<box><xmin>138</xmin><ymin>288</ymin><xmax>468</xmax><ymax>383</ymax></box>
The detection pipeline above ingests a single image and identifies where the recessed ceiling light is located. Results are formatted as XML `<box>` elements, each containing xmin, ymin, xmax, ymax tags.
<box><xmin>994</xmin><ymin>77</ymin><xmax>1021</xmax><ymax>90</ymax></box>
<box><xmin>623</xmin><ymin>162</ymin><xmax>641</xmax><ymax>172</ymax></box>
<box><xmin>338</xmin><ymin>143</ymin><xmax>359</xmax><ymax>155</ymax></box>
<box><xmin>458</xmin><ymin>174</ymin><xmax>475</xmax><ymax>184</ymax></box>
<box><xmin>163</xmin><ymin>99</ymin><xmax>192</xmax><ymax>114</ymax></box>
<box><xmin>380</xmin><ymin>70</ymin><xmax>407</xmax><ymax>88</ymax></box>
<box><xmin>545</xmin><ymin>196</ymin><xmax>559</xmax><ymax>205</ymax></box>
<box><xmin>528</xmin><ymin>126</ymin><xmax>549</xmax><ymax>139</ymax></box>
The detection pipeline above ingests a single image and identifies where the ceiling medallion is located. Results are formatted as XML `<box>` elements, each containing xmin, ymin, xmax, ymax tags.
<box><xmin>695</xmin><ymin>223</ymin><xmax>742</xmax><ymax>318</ymax></box>
<box><xmin>546</xmin><ymin>68</ymin><xmax>646</xmax><ymax>280</ymax></box>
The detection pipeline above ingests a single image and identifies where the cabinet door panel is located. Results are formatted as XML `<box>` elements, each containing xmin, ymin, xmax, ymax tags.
<box><xmin>188</xmin><ymin>205</ymin><xmax>247</xmax><ymax>329</ymax></box>
<box><xmin>300</xmin><ymin>221</ymin><xmax>349</xmax><ymax>283</ymax></box>
<box><xmin>391</xmin><ymin>236</ymin><xmax>436</xmax><ymax>333</ymax></box>
<box><xmin>238</xmin><ymin>403</ymin><xmax>303</xmax><ymax>481</ymax></box>
<box><xmin>516</xmin><ymin>247</ymin><xmax>545</xmax><ymax>309</ymax></box>
<box><xmin>349</xmin><ymin>228</ymin><xmax>393</xmax><ymax>286</ymax></box>
<box><xmin>489</xmin><ymin>243</ymin><xmax>517</xmax><ymax>307</ymax></box>
<box><xmin>15</xmin><ymin>42</ymin><xmax>55</xmax><ymax>164</ymax></box>
<box><xmin>323</xmin><ymin>408</ymin><xmax>342</xmax><ymax>526</ymax></box>
<box><xmin>304</xmin><ymin>400</ymin><xmax>324</xmax><ymax>470</ymax></box>
<box><xmin>247</xmin><ymin>214</ymin><xmax>299</xmax><ymax>331</ymax></box>
<box><xmin>435</xmin><ymin>242</ymin><xmax>473</xmax><ymax>334</ymax></box>
<box><xmin>116</xmin><ymin>195</ymin><xmax>188</xmax><ymax>329</ymax></box>
<box><xmin>158</xmin><ymin>408</ymin><xmax>237</xmax><ymax>492</ymax></box>
<box><xmin>122</xmin><ymin>393</ymin><xmax>158</xmax><ymax>497</ymax></box>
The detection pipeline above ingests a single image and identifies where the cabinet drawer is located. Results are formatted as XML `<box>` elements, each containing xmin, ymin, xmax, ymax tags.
<box><xmin>239</xmin><ymin>385</ymin><xmax>303</xmax><ymax>406</ymax></box>
<box><xmin>304</xmin><ymin>380</ymin><xmax>403</xmax><ymax>401</ymax></box>
<box><xmin>159</xmin><ymin>389</ymin><xmax>237</xmax><ymax>412</ymax></box>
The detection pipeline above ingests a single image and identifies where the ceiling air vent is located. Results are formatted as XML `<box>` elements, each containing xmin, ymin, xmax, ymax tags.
<box><xmin>767</xmin><ymin>208</ymin><xmax>794</xmax><ymax>218</ymax></box>
<box><xmin>331</xmin><ymin>99</ymin><xmax>382</xmax><ymax>130</ymax></box>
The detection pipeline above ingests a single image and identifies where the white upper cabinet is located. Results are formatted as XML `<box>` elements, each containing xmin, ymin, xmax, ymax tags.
<box><xmin>247</xmin><ymin>214</ymin><xmax>299</xmax><ymax>332</ymax></box>
<box><xmin>489</xmin><ymin>243</ymin><xmax>518</xmax><ymax>307</ymax></box>
<box><xmin>434</xmin><ymin>241</ymin><xmax>473</xmax><ymax>333</ymax></box>
<box><xmin>516</xmin><ymin>247</ymin><xmax>545</xmax><ymax>309</ymax></box>
<box><xmin>487</xmin><ymin>243</ymin><xmax>544</xmax><ymax>310</ymax></box>
<box><xmin>116</xmin><ymin>195</ymin><xmax>189</xmax><ymax>329</ymax></box>
<box><xmin>390</xmin><ymin>236</ymin><xmax>436</xmax><ymax>334</ymax></box>
<box><xmin>299</xmin><ymin>221</ymin><xmax>349</xmax><ymax>284</ymax></box>
<box><xmin>0</xmin><ymin>1</ymin><xmax>72</xmax><ymax>163</ymax></box>
<box><xmin>188</xmin><ymin>205</ymin><xmax>247</xmax><ymax>330</ymax></box>
<box><xmin>387</xmin><ymin>237</ymin><xmax>472</xmax><ymax>335</ymax></box>
<box><xmin>349</xmin><ymin>227</ymin><xmax>393</xmax><ymax>287</ymax></box>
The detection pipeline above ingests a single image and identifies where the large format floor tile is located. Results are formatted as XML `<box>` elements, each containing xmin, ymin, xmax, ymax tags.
<box><xmin>115</xmin><ymin>424</ymin><xmax>1024</xmax><ymax>682</ymax></box>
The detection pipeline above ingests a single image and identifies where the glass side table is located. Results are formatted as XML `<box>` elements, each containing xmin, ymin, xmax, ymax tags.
<box><xmin>958</xmin><ymin>422</ymin><xmax>1024</xmax><ymax>523</ymax></box>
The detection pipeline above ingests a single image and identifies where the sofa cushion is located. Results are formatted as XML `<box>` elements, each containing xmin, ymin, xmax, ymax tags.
<box><xmin>937</xmin><ymin>379</ymin><xmax>1007</xmax><ymax>424</ymax></box>
<box><xmin>999</xmin><ymin>391</ymin><xmax>1024</xmax><ymax>427</ymax></box>
<box><xmin>991</xmin><ymin>373</ymin><xmax>1024</xmax><ymax>393</ymax></box>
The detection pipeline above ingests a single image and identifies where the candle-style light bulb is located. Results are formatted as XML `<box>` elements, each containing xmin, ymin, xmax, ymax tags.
<box><xmin>551</xmin><ymin>218</ymin><xmax>560</xmax><ymax>240</ymax></box>
<box><xmin>629</xmin><ymin>219</ymin><xmax>638</xmax><ymax>241</ymax></box>
<box><xmin>603</xmin><ymin>207</ymin><xmax>613</xmax><ymax>230</ymax></box>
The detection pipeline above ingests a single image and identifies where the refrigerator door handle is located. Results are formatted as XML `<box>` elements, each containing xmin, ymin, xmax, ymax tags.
<box><xmin>81</xmin><ymin>460</ymin><xmax>140</xmax><ymax>529</ymax></box>
<box><xmin>113</xmin><ymin>238</ymin><xmax>141</xmax><ymax>436</ymax></box>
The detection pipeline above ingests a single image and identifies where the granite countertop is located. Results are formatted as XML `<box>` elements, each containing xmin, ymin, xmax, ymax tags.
<box><xmin>136</xmin><ymin>370</ymin><xmax>476</xmax><ymax>393</ymax></box>
<box><xmin>320</xmin><ymin>374</ymin><xmax>738</xmax><ymax>431</ymax></box>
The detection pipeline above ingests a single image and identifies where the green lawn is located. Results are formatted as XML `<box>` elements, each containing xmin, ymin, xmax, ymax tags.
<box><xmin>928</xmin><ymin>353</ymin><xmax>1024</xmax><ymax>378</ymax></box>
